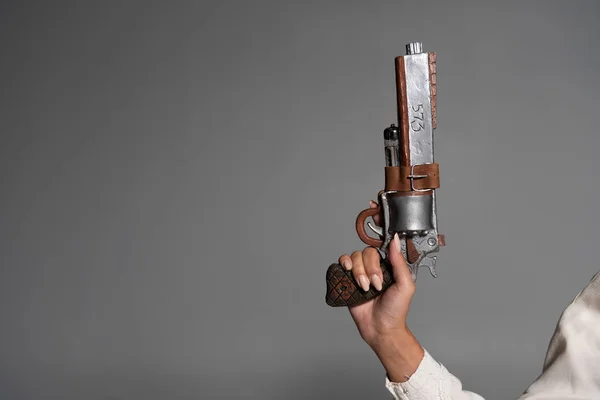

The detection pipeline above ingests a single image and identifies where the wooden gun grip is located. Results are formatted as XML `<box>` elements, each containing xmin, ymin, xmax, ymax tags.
<box><xmin>325</xmin><ymin>259</ymin><xmax>394</xmax><ymax>307</ymax></box>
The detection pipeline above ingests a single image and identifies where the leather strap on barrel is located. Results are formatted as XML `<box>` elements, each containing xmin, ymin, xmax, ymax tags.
<box><xmin>385</xmin><ymin>163</ymin><xmax>439</xmax><ymax>192</ymax></box>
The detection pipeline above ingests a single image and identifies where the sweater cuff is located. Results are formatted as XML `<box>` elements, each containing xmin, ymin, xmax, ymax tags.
<box><xmin>385</xmin><ymin>349</ymin><xmax>445</xmax><ymax>400</ymax></box>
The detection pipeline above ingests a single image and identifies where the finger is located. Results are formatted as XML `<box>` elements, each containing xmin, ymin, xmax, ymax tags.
<box><xmin>362</xmin><ymin>246</ymin><xmax>383</xmax><ymax>291</ymax></box>
<box><xmin>350</xmin><ymin>250</ymin><xmax>371</xmax><ymax>292</ymax></box>
<box><xmin>387</xmin><ymin>233</ymin><xmax>415</xmax><ymax>289</ymax></box>
<box><xmin>369</xmin><ymin>200</ymin><xmax>382</xmax><ymax>227</ymax></box>
<box><xmin>338</xmin><ymin>254</ymin><xmax>352</xmax><ymax>271</ymax></box>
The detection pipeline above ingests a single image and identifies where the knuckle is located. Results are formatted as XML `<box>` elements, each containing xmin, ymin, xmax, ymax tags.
<box><xmin>351</xmin><ymin>250</ymin><xmax>362</xmax><ymax>259</ymax></box>
<box><xmin>363</xmin><ymin>246</ymin><xmax>379</xmax><ymax>257</ymax></box>
<box><xmin>363</xmin><ymin>248</ymin><xmax>381</xmax><ymax>269</ymax></box>
<box><xmin>364</xmin><ymin>260</ymin><xmax>378</xmax><ymax>272</ymax></box>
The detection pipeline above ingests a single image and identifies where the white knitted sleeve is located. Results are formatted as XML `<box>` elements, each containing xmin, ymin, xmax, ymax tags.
<box><xmin>385</xmin><ymin>349</ymin><xmax>485</xmax><ymax>400</ymax></box>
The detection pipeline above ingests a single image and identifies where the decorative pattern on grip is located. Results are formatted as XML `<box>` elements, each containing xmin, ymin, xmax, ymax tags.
<box><xmin>325</xmin><ymin>259</ymin><xmax>394</xmax><ymax>307</ymax></box>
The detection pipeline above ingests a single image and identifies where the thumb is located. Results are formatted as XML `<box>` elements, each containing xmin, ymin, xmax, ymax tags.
<box><xmin>387</xmin><ymin>233</ymin><xmax>414</xmax><ymax>287</ymax></box>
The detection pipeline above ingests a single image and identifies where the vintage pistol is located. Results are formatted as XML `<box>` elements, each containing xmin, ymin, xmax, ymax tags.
<box><xmin>325</xmin><ymin>42</ymin><xmax>445</xmax><ymax>307</ymax></box>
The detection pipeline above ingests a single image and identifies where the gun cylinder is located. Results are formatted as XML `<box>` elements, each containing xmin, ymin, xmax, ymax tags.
<box><xmin>384</xmin><ymin>124</ymin><xmax>400</xmax><ymax>167</ymax></box>
<box><xmin>388</xmin><ymin>192</ymin><xmax>434</xmax><ymax>236</ymax></box>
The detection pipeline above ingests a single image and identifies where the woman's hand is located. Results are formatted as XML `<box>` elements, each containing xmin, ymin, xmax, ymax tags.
<box><xmin>338</xmin><ymin>201</ymin><xmax>425</xmax><ymax>382</ymax></box>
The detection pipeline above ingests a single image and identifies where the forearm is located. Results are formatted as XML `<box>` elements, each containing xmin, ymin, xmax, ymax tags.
<box><xmin>371</xmin><ymin>329</ymin><xmax>425</xmax><ymax>383</ymax></box>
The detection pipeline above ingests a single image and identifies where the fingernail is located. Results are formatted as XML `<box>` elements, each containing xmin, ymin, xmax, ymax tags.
<box><xmin>369</xmin><ymin>200</ymin><xmax>377</xmax><ymax>208</ymax></box>
<box><xmin>358</xmin><ymin>275</ymin><xmax>370</xmax><ymax>292</ymax></box>
<box><xmin>371</xmin><ymin>274</ymin><xmax>382</xmax><ymax>291</ymax></box>
<box><xmin>342</xmin><ymin>260</ymin><xmax>352</xmax><ymax>270</ymax></box>
<box><xmin>393</xmin><ymin>233</ymin><xmax>401</xmax><ymax>253</ymax></box>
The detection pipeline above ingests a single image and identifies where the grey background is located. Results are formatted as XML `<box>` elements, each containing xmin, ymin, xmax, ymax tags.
<box><xmin>1</xmin><ymin>1</ymin><xmax>599</xmax><ymax>399</ymax></box>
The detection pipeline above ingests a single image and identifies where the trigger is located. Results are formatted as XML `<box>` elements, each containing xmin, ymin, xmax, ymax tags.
<box><xmin>367</xmin><ymin>222</ymin><xmax>384</xmax><ymax>237</ymax></box>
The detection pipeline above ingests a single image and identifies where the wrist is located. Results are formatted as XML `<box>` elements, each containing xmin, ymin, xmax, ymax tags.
<box><xmin>371</xmin><ymin>329</ymin><xmax>425</xmax><ymax>383</ymax></box>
